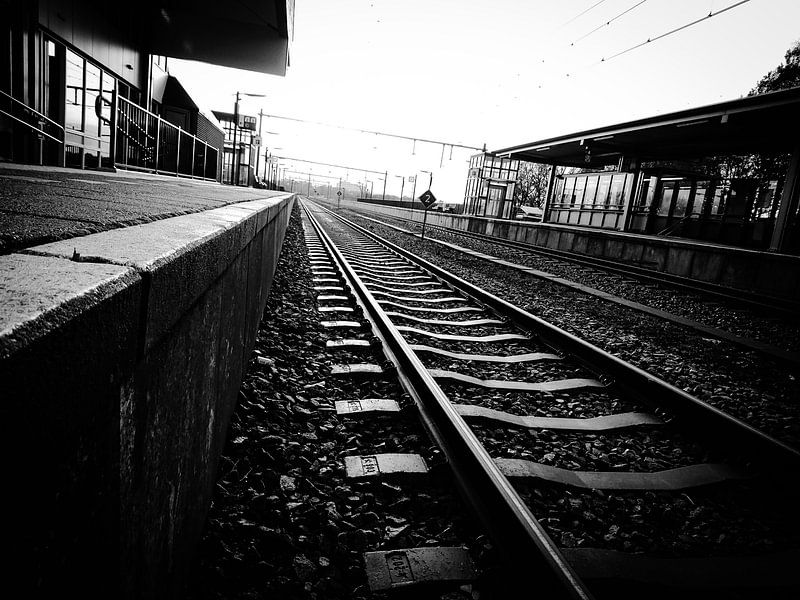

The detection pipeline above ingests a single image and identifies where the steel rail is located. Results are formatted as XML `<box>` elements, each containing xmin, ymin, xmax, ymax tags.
<box><xmin>312</xmin><ymin>201</ymin><xmax>800</xmax><ymax>473</ymax></box>
<box><xmin>301</xmin><ymin>200</ymin><xmax>595</xmax><ymax>600</ymax></box>
<box><xmin>366</xmin><ymin>210</ymin><xmax>800</xmax><ymax>317</ymax></box>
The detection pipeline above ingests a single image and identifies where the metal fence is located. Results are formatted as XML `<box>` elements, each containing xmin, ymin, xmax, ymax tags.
<box><xmin>115</xmin><ymin>96</ymin><xmax>220</xmax><ymax>181</ymax></box>
<box><xmin>0</xmin><ymin>88</ymin><xmax>65</xmax><ymax>166</ymax></box>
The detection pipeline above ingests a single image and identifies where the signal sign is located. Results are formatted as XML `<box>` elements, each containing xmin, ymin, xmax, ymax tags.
<box><xmin>418</xmin><ymin>190</ymin><xmax>437</xmax><ymax>208</ymax></box>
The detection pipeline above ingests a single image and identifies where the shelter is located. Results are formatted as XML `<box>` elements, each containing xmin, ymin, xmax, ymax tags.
<box><xmin>494</xmin><ymin>87</ymin><xmax>800</xmax><ymax>254</ymax></box>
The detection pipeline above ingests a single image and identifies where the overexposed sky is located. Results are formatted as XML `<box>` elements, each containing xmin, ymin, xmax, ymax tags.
<box><xmin>170</xmin><ymin>0</ymin><xmax>800</xmax><ymax>201</ymax></box>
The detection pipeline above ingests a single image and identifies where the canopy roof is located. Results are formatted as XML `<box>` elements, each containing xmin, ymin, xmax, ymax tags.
<box><xmin>494</xmin><ymin>86</ymin><xmax>800</xmax><ymax>168</ymax></box>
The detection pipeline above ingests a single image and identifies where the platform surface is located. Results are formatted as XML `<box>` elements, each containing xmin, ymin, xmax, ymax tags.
<box><xmin>0</xmin><ymin>163</ymin><xmax>286</xmax><ymax>253</ymax></box>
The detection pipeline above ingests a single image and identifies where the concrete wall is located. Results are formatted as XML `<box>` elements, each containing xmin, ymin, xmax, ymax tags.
<box><xmin>345</xmin><ymin>200</ymin><xmax>800</xmax><ymax>303</ymax></box>
<box><xmin>0</xmin><ymin>193</ymin><xmax>295</xmax><ymax>597</ymax></box>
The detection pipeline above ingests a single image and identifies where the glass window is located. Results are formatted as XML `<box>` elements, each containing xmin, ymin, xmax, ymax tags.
<box><xmin>572</xmin><ymin>176</ymin><xmax>586</xmax><ymax>207</ymax></box>
<box><xmin>561</xmin><ymin>178</ymin><xmax>575</xmax><ymax>205</ymax></box>
<box><xmin>596</xmin><ymin>175</ymin><xmax>611</xmax><ymax>207</ymax></box>
<box><xmin>65</xmin><ymin>49</ymin><xmax>84</xmax><ymax>134</ymax></box>
<box><xmin>552</xmin><ymin>178</ymin><xmax>565</xmax><ymax>204</ymax></box>
<box><xmin>609</xmin><ymin>175</ymin><xmax>625</xmax><ymax>206</ymax></box>
<box><xmin>709</xmin><ymin>183</ymin><xmax>729</xmax><ymax>215</ymax></box>
<box><xmin>693</xmin><ymin>181</ymin><xmax>708</xmax><ymax>218</ymax></box>
<box><xmin>583</xmin><ymin>176</ymin><xmax>598</xmax><ymax>207</ymax></box>
<box><xmin>673</xmin><ymin>183</ymin><xmax>692</xmax><ymax>218</ymax></box>
<box><xmin>656</xmin><ymin>180</ymin><xmax>677</xmax><ymax>216</ymax></box>
<box><xmin>636</xmin><ymin>176</ymin><xmax>657</xmax><ymax>209</ymax></box>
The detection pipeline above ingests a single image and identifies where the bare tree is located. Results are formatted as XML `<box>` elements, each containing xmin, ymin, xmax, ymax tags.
<box><xmin>513</xmin><ymin>161</ymin><xmax>551</xmax><ymax>209</ymax></box>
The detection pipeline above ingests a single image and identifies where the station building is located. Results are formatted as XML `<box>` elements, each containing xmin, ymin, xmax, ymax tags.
<box><xmin>463</xmin><ymin>152</ymin><xmax>520</xmax><ymax>219</ymax></box>
<box><xmin>493</xmin><ymin>87</ymin><xmax>800</xmax><ymax>255</ymax></box>
<box><xmin>212</xmin><ymin>109</ymin><xmax>260</xmax><ymax>186</ymax></box>
<box><xmin>2</xmin><ymin>0</ymin><xmax>293</xmax><ymax>182</ymax></box>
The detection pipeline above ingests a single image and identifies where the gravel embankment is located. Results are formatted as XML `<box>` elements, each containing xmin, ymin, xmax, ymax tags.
<box><xmin>310</xmin><ymin>207</ymin><xmax>800</xmax><ymax>560</ymax></box>
<box><xmin>189</xmin><ymin>204</ymin><xmax>490</xmax><ymax>600</ymax></box>
<box><xmin>339</xmin><ymin>208</ymin><xmax>800</xmax><ymax>450</ymax></box>
<box><xmin>361</xmin><ymin>211</ymin><xmax>800</xmax><ymax>353</ymax></box>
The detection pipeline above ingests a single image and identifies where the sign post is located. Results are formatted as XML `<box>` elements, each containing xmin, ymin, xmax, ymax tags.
<box><xmin>417</xmin><ymin>189</ymin><xmax>437</xmax><ymax>240</ymax></box>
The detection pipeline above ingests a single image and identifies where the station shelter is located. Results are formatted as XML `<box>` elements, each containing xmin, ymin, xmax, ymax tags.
<box><xmin>494</xmin><ymin>87</ymin><xmax>800</xmax><ymax>255</ymax></box>
<box><xmin>212</xmin><ymin>110</ymin><xmax>259</xmax><ymax>187</ymax></box>
<box><xmin>463</xmin><ymin>152</ymin><xmax>520</xmax><ymax>219</ymax></box>
<box><xmin>1</xmin><ymin>0</ymin><xmax>293</xmax><ymax>182</ymax></box>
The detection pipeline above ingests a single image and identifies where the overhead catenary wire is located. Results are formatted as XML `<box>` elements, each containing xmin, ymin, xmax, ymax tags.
<box><xmin>260</xmin><ymin>111</ymin><xmax>484</xmax><ymax>151</ymax></box>
<box><xmin>570</xmin><ymin>0</ymin><xmax>648</xmax><ymax>46</ymax></box>
<box><xmin>560</xmin><ymin>0</ymin><xmax>610</xmax><ymax>28</ymax></box>
<box><xmin>600</xmin><ymin>0</ymin><xmax>751</xmax><ymax>63</ymax></box>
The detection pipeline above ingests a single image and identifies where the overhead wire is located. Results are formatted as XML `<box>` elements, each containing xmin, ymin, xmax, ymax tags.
<box><xmin>570</xmin><ymin>0</ymin><xmax>648</xmax><ymax>46</ymax></box>
<box><xmin>560</xmin><ymin>0</ymin><xmax>610</xmax><ymax>28</ymax></box>
<box><xmin>600</xmin><ymin>0</ymin><xmax>752</xmax><ymax>63</ymax></box>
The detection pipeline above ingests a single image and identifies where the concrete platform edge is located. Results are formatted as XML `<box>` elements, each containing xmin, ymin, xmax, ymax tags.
<box><xmin>0</xmin><ymin>192</ymin><xmax>297</xmax><ymax>597</ymax></box>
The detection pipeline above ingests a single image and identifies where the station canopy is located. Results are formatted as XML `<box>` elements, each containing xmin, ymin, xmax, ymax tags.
<box><xmin>140</xmin><ymin>0</ymin><xmax>293</xmax><ymax>75</ymax></box>
<box><xmin>494</xmin><ymin>86</ymin><xmax>800</xmax><ymax>168</ymax></box>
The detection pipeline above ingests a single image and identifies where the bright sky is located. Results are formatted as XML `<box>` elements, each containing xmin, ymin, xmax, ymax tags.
<box><xmin>169</xmin><ymin>0</ymin><xmax>800</xmax><ymax>202</ymax></box>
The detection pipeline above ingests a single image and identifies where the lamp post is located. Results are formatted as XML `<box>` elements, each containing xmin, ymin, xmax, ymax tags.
<box><xmin>232</xmin><ymin>91</ymin><xmax>265</xmax><ymax>186</ymax></box>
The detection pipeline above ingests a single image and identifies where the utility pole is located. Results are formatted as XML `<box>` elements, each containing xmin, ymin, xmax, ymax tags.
<box><xmin>255</xmin><ymin>109</ymin><xmax>264</xmax><ymax>183</ymax></box>
<box><xmin>232</xmin><ymin>92</ymin><xmax>240</xmax><ymax>186</ymax></box>
<box><xmin>382</xmin><ymin>170</ymin><xmax>387</xmax><ymax>200</ymax></box>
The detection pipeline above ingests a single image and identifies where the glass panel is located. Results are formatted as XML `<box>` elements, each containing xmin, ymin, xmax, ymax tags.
<box><xmin>561</xmin><ymin>178</ymin><xmax>575</xmax><ymax>205</ymax></box>
<box><xmin>572</xmin><ymin>176</ymin><xmax>586</xmax><ymax>207</ymax></box>
<box><xmin>673</xmin><ymin>183</ymin><xmax>692</xmax><ymax>218</ymax></box>
<box><xmin>656</xmin><ymin>180</ymin><xmax>676</xmax><ymax>216</ymax></box>
<box><xmin>636</xmin><ymin>176</ymin><xmax>657</xmax><ymax>209</ymax></box>
<box><xmin>596</xmin><ymin>175</ymin><xmax>611</xmax><ymax>207</ymax></box>
<box><xmin>709</xmin><ymin>182</ymin><xmax>729</xmax><ymax>215</ymax></box>
<box><xmin>609</xmin><ymin>175</ymin><xmax>625</xmax><ymax>206</ymax></box>
<box><xmin>65</xmin><ymin>49</ymin><xmax>84</xmax><ymax>134</ymax></box>
<box><xmin>100</xmin><ymin>71</ymin><xmax>114</xmax><ymax>167</ymax></box>
<box><xmin>552</xmin><ymin>178</ymin><xmax>565</xmax><ymax>204</ymax></box>
<box><xmin>692</xmin><ymin>181</ymin><xmax>708</xmax><ymax>217</ymax></box>
<box><xmin>83</xmin><ymin>62</ymin><xmax>101</xmax><ymax>167</ymax></box>
<box><xmin>583</xmin><ymin>176</ymin><xmax>598</xmax><ymax>207</ymax></box>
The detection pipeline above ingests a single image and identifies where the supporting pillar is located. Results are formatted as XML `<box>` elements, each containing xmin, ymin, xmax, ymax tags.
<box><xmin>542</xmin><ymin>164</ymin><xmax>557</xmax><ymax>223</ymax></box>
<box><xmin>769</xmin><ymin>144</ymin><xmax>800</xmax><ymax>252</ymax></box>
<box><xmin>620</xmin><ymin>160</ymin><xmax>641</xmax><ymax>232</ymax></box>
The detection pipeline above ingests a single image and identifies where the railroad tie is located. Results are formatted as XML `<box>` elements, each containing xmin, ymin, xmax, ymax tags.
<box><xmin>495</xmin><ymin>459</ymin><xmax>746</xmax><ymax>490</ymax></box>
<box><xmin>410</xmin><ymin>344</ymin><xmax>561</xmax><ymax>363</ymax></box>
<box><xmin>454</xmin><ymin>404</ymin><xmax>661</xmax><ymax>430</ymax></box>
<box><xmin>429</xmin><ymin>370</ymin><xmax>605</xmax><ymax>392</ymax></box>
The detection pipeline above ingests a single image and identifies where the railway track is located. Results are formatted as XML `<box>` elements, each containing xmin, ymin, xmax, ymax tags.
<box><xmin>354</xmin><ymin>208</ymin><xmax>800</xmax><ymax>318</ymax></box>
<box><xmin>301</xmin><ymin>198</ymin><xmax>800</xmax><ymax>599</ymax></box>
<box><xmin>340</xmin><ymin>206</ymin><xmax>800</xmax><ymax>367</ymax></box>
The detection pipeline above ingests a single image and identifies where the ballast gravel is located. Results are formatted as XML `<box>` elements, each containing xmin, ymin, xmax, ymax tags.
<box><xmin>339</xmin><ymin>209</ymin><xmax>800</xmax><ymax>449</ymax></box>
<box><xmin>189</xmin><ymin>205</ymin><xmax>490</xmax><ymax>600</ymax></box>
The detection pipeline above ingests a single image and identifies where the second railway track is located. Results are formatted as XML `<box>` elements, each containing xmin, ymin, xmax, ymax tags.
<box><xmin>302</xmin><ymin>197</ymin><xmax>800</xmax><ymax>600</ymax></box>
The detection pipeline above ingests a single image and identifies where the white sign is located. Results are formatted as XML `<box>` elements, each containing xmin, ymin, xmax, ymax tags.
<box><xmin>252</xmin><ymin>135</ymin><xmax>262</xmax><ymax>146</ymax></box>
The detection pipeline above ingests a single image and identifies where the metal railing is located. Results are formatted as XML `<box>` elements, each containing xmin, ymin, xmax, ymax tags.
<box><xmin>0</xmin><ymin>88</ymin><xmax>65</xmax><ymax>166</ymax></box>
<box><xmin>115</xmin><ymin>96</ymin><xmax>220</xmax><ymax>181</ymax></box>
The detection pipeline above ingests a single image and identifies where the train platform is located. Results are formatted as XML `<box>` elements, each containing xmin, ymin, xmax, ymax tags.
<box><xmin>348</xmin><ymin>197</ymin><xmax>800</xmax><ymax>306</ymax></box>
<box><xmin>0</xmin><ymin>163</ymin><xmax>289</xmax><ymax>253</ymax></box>
<box><xmin>0</xmin><ymin>163</ymin><xmax>296</xmax><ymax>595</ymax></box>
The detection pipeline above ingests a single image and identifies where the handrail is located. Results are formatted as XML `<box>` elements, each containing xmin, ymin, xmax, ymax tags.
<box><xmin>115</xmin><ymin>95</ymin><xmax>219</xmax><ymax>181</ymax></box>
<box><xmin>0</xmin><ymin>88</ymin><xmax>64</xmax><ymax>132</ymax></box>
<box><xmin>0</xmin><ymin>108</ymin><xmax>63</xmax><ymax>144</ymax></box>
<box><xmin>656</xmin><ymin>212</ymin><xmax>701</xmax><ymax>236</ymax></box>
